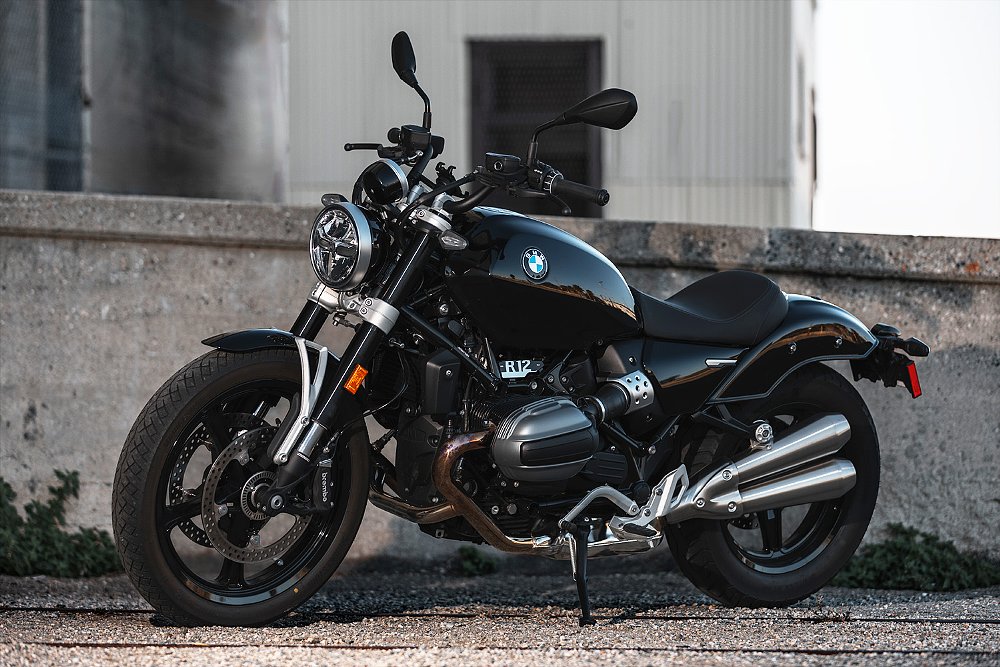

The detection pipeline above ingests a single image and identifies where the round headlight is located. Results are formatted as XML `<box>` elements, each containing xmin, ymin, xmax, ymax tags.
<box><xmin>309</xmin><ymin>203</ymin><xmax>374</xmax><ymax>289</ymax></box>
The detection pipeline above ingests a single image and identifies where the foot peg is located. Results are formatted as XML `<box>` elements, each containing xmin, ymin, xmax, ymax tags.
<box><xmin>560</xmin><ymin>518</ymin><xmax>598</xmax><ymax>626</ymax></box>
<box><xmin>618</xmin><ymin>522</ymin><xmax>657</xmax><ymax>538</ymax></box>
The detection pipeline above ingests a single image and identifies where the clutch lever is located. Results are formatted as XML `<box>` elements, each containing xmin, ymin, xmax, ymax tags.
<box><xmin>344</xmin><ymin>143</ymin><xmax>411</xmax><ymax>162</ymax></box>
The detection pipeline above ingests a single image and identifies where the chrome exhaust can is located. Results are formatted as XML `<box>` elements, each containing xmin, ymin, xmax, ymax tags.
<box><xmin>667</xmin><ymin>413</ymin><xmax>854</xmax><ymax>522</ymax></box>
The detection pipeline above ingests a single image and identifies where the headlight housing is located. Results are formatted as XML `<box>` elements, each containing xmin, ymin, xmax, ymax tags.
<box><xmin>309</xmin><ymin>203</ymin><xmax>375</xmax><ymax>289</ymax></box>
<box><xmin>361</xmin><ymin>159</ymin><xmax>408</xmax><ymax>205</ymax></box>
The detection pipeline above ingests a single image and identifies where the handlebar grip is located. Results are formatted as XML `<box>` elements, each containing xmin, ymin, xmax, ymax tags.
<box><xmin>549</xmin><ymin>176</ymin><xmax>610</xmax><ymax>206</ymax></box>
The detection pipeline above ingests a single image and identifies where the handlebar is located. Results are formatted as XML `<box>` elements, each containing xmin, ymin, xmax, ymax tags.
<box><xmin>546</xmin><ymin>174</ymin><xmax>610</xmax><ymax>207</ymax></box>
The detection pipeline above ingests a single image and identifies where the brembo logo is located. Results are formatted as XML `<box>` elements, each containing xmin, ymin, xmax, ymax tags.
<box><xmin>321</xmin><ymin>470</ymin><xmax>330</xmax><ymax>503</ymax></box>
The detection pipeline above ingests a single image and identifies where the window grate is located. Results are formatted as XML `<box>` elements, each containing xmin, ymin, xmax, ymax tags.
<box><xmin>469</xmin><ymin>40</ymin><xmax>602</xmax><ymax>218</ymax></box>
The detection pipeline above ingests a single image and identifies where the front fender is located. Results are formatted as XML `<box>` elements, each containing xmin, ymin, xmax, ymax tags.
<box><xmin>709</xmin><ymin>295</ymin><xmax>877</xmax><ymax>402</ymax></box>
<box><xmin>202</xmin><ymin>328</ymin><xmax>342</xmax><ymax>366</ymax></box>
<box><xmin>203</xmin><ymin>328</ymin><xmax>303</xmax><ymax>353</ymax></box>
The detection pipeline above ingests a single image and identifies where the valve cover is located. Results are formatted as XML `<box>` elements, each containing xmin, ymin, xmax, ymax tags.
<box><xmin>490</xmin><ymin>397</ymin><xmax>599</xmax><ymax>482</ymax></box>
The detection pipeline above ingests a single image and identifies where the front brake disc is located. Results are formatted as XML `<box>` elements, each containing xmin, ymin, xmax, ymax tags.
<box><xmin>200</xmin><ymin>427</ymin><xmax>312</xmax><ymax>564</ymax></box>
<box><xmin>167</xmin><ymin>413</ymin><xmax>266</xmax><ymax>547</ymax></box>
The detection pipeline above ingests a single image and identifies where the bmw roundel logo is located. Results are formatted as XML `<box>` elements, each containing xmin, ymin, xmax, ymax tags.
<box><xmin>522</xmin><ymin>247</ymin><xmax>548</xmax><ymax>280</ymax></box>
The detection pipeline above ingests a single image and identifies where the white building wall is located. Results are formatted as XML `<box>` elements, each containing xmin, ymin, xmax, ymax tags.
<box><xmin>289</xmin><ymin>0</ymin><xmax>813</xmax><ymax>228</ymax></box>
<box><xmin>789</xmin><ymin>0</ymin><xmax>817</xmax><ymax>229</ymax></box>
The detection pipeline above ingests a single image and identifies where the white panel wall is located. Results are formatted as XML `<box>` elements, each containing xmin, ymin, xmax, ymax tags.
<box><xmin>289</xmin><ymin>0</ymin><xmax>813</xmax><ymax>228</ymax></box>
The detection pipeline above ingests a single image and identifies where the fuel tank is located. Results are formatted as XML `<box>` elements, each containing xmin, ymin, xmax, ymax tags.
<box><xmin>446</xmin><ymin>207</ymin><xmax>638</xmax><ymax>350</ymax></box>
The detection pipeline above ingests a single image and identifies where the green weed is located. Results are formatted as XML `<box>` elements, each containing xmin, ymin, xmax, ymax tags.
<box><xmin>0</xmin><ymin>470</ymin><xmax>121</xmax><ymax>577</ymax></box>
<box><xmin>456</xmin><ymin>545</ymin><xmax>497</xmax><ymax>577</ymax></box>
<box><xmin>833</xmin><ymin>523</ymin><xmax>1000</xmax><ymax>591</ymax></box>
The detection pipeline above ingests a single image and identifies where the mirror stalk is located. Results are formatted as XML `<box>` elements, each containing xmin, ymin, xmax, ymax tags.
<box><xmin>414</xmin><ymin>84</ymin><xmax>432</xmax><ymax>130</ymax></box>
<box><xmin>526</xmin><ymin>140</ymin><xmax>539</xmax><ymax>168</ymax></box>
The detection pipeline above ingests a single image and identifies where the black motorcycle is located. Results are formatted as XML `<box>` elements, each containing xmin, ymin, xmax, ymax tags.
<box><xmin>112</xmin><ymin>32</ymin><xmax>928</xmax><ymax>626</ymax></box>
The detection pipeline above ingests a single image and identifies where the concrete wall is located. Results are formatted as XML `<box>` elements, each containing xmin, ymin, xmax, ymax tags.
<box><xmin>1</xmin><ymin>190</ymin><xmax>997</xmax><ymax>561</ymax></box>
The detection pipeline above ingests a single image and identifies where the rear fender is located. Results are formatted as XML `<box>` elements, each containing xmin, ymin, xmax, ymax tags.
<box><xmin>709</xmin><ymin>295</ymin><xmax>877</xmax><ymax>402</ymax></box>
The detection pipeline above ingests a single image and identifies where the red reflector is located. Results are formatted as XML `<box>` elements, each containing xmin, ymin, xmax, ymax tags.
<box><xmin>906</xmin><ymin>362</ymin><xmax>922</xmax><ymax>398</ymax></box>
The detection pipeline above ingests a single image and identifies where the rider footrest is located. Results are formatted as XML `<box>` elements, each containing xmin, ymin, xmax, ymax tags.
<box><xmin>619</xmin><ymin>522</ymin><xmax>657</xmax><ymax>538</ymax></box>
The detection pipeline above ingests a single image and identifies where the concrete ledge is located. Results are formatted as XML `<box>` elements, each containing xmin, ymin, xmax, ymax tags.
<box><xmin>3</xmin><ymin>190</ymin><xmax>996</xmax><ymax>282</ymax></box>
<box><xmin>0</xmin><ymin>190</ymin><xmax>315</xmax><ymax>249</ymax></box>
<box><xmin>551</xmin><ymin>216</ymin><xmax>999</xmax><ymax>284</ymax></box>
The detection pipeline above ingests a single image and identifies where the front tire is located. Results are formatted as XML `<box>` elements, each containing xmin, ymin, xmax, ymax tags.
<box><xmin>665</xmin><ymin>364</ymin><xmax>879</xmax><ymax>607</ymax></box>
<box><xmin>112</xmin><ymin>348</ymin><xmax>369</xmax><ymax>626</ymax></box>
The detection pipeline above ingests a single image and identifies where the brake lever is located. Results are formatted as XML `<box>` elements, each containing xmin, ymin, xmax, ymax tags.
<box><xmin>548</xmin><ymin>192</ymin><xmax>572</xmax><ymax>216</ymax></box>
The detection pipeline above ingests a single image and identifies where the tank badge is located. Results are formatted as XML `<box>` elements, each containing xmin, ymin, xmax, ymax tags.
<box><xmin>522</xmin><ymin>247</ymin><xmax>548</xmax><ymax>281</ymax></box>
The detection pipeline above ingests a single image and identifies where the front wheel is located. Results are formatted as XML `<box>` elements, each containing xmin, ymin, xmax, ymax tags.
<box><xmin>112</xmin><ymin>348</ymin><xmax>369</xmax><ymax>626</ymax></box>
<box><xmin>665</xmin><ymin>364</ymin><xmax>880</xmax><ymax>607</ymax></box>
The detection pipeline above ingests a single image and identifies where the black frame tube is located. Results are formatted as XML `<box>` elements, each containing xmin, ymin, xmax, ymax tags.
<box><xmin>399</xmin><ymin>306</ymin><xmax>503</xmax><ymax>394</ymax></box>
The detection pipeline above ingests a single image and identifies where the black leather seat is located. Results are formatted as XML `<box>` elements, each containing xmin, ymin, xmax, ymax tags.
<box><xmin>634</xmin><ymin>270</ymin><xmax>787</xmax><ymax>347</ymax></box>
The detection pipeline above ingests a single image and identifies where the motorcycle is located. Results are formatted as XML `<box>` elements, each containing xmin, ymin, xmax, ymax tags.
<box><xmin>112</xmin><ymin>32</ymin><xmax>929</xmax><ymax>626</ymax></box>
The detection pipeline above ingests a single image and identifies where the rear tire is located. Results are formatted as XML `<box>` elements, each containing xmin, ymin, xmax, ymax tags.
<box><xmin>665</xmin><ymin>364</ymin><xmax>879</xmax><ymax>607</ymax></box>
<box><xmin>112</xmin><ymin>348</ymin><xmax>369</xmax><ymax>626</ymax></box>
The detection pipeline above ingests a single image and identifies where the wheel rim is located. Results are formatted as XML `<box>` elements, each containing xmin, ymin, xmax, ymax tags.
<box><xmin>722</xmin><ymin>406</ymin><xmax>852</xmax><ymax>575</ymax></box>
<box><xmin>154</xmin><ymin>379</ymin><xmax>350</xmax><ymax>605</ymax></box>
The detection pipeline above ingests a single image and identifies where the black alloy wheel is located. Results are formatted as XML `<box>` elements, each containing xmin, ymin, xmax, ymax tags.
<box><xmin>113</xmin><ymin>349</ymin><xmax>369</xmax><ymax>625</ymax></box>
<box><xmin>665</xmin><ymin>364</ymin><xmax>880</xmax><ymax>607</ymax></box>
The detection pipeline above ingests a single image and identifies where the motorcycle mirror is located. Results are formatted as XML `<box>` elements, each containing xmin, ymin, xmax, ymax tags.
<box><xmin>391</xmin><ymin>31</ymin><xmax>432</xmax><ymax>129</ymax></box>
<box><xmin>391</xmin><ymin>31</ymin><xmax>418</xmax><ymax>87</ymax></box>
<box><xmin>561</xmin><ymin>88</ymin><xmax>638</xmax><ymax>130</ymax></box>
<box><xmin>526</xmin><ymin>88</ymin><xmax>637</xmax><ymax>165</ymax></box>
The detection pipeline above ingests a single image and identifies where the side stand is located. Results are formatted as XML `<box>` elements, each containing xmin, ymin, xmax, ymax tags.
<box><xmin>560</xmin><ymin>519</ymin><xmax>597</xmax><ymax>626</ymax></box>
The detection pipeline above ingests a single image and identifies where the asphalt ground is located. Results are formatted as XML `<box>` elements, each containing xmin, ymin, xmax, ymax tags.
<box><xmin>1</xmin><ymin>562</ymin><xmax>998</xmax><ymax>666</ymax></box>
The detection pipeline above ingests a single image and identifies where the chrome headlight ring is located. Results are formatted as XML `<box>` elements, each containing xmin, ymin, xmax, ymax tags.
<box><xmin>309</xmin><ymin>202</ymin><xmax>374</xmax><ymax>290</ymax></box>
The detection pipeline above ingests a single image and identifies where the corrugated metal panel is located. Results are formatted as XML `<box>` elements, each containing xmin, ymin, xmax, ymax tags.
<box><xmin>288</xmin><ymin>0</ymin><xmax>811</xmax><ymax>227</ymax></box>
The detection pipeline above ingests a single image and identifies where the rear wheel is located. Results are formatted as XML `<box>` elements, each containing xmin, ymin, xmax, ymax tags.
<box><xmin>665</xmin><ymin>365</ymin><xmax>879</xmax><ymax>607</ymax></box>
<box><xmin>112</xmin><ymin>348</ymin><xmax>369</xmax><ymax>626</ymax></box>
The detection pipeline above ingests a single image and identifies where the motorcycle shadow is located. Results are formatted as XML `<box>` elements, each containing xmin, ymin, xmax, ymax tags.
<box><xmin>278</xmin><ymin>549</ymin><xmax>685</xmax><ymax>627</ymax></box>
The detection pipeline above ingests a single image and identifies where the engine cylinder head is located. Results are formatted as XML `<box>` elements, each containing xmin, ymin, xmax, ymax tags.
<box><xmin>490</xmin><ymin>397</ymin><xmax>599</xmax><ymax>483</ymax></box>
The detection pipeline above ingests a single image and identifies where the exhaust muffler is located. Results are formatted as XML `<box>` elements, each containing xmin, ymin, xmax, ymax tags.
<box><xmin>739</xmin><ymin>458</ymin><xmax>856</xmax><ymax>515</ymax></box>
<box><xmin>666</xmin><ymin>413</ymin><xmax>856</xmax><ymax>522</ymax></box>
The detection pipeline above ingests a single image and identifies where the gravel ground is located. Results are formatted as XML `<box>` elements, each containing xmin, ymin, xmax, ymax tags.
<box><xmin>1</xmin><ymin>566</ymin><xmax>998</xmax><ymax>666</ymax></box>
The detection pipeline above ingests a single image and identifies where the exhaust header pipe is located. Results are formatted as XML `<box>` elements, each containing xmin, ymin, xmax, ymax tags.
<box><xmin>667</xmin><ymin>413</ymin><xmax>856</xmax><ymax>523</ymax></box>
